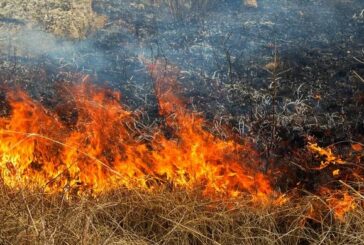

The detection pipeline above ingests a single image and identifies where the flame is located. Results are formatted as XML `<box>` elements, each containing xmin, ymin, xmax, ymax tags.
<box><xmin>307</xmin><ymin>143</ymin><xmax>345</xmax><ymax>170</ymax></box>
<box><xmin>328</xmin><ymin>193</ymin><xmax>356</xmax><ymax>220</ymax></box>
<box><xmin>0</xmin><ymin>63</ymin><xmax>273</xmax><ymax>200</ymax></box>
<box><xmin>307</xmin><ymin>141</ymin><xmax>361</xmax><ymax>220</ymax></box>
<box><xmin>333</xmin><ymin>169</ymin><xmax>340</xmax><ymax>177</ymax></box>
<box><xmin>0</xmin><ymin>89</ymin><xmax>67</xmax><ymax>192</ymax></box>
<box><xmin>319</xmin><ymin>187</ymin><xmax>356</xmax><ymax>221</ymax></box>
<box><xmin>148</xmin><ymin>60</ymin><xmax>272</xmax><ymax>198</ymax></box>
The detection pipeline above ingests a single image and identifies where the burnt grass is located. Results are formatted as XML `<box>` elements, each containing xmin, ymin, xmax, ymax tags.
<box><xmin>0</xmin><ymin>0</ymin><xmax>363</xmax><ymax>237</ymax></box>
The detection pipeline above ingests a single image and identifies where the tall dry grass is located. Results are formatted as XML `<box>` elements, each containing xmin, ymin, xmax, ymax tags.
<box><xmin>0</xmin><ymin>185</ymin><xmax>363</xmax><ymax>244</ymax></box>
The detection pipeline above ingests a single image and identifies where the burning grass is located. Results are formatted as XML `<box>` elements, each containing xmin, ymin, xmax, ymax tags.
<box><xmin>0</xmin><ymin>60</ymin><xmax>273</xmax><ymax>199</ymax></box>
<box><xmin>0</xmin><ymin>1</ymin><xmax>363</xmax><ymax>243</ymax></box>
<box><xmin>0</xmin><ymin>58</ymin><xmax>363</xmax><ymax>243</ymax></box>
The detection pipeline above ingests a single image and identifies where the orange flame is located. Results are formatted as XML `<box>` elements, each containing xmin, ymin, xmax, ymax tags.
<box><xmin>308</xmin><ymin>143</ymin><xmax>345</xmax><ymax>170</ymax></box>
<box><xmin>148</xmin><ymin>60</ymin><xmax>272</xmax><ymax>198</ymax></box>
<box><xmin>0</xmin><ymin>63</ymin><xmax>273</xmax><ymax>200</ymax></box>
<box><xmin>328</xmin><ymin>192</ymin><xmax>356</xmax><ymax>220</ymax></box>
<box><xmin>319</xmin><ymin>187</ymin><xmax>356</xmax><ymax>221</ymax></box>
<box><xmin>307</xmin><ymin>141</ymin><xmax>361</xmax><ymax>220</ymax></box>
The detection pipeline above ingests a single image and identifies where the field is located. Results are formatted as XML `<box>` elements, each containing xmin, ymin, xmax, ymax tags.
<box><xmin>0</xmin><ymin>0</ymin><xmax>364</xmax><ymax>244</ymax></box>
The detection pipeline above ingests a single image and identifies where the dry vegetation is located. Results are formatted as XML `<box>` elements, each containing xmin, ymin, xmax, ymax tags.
<box><xmin>0</xmin><ymin>0</ymin><xmax>106</xmax><ymax>39</ymax></box>
<box><xmin>0</xmin><ymin>0</ymin><xmax>253</xmax><ymax>38</ymax></box>
<box><xmin>0</xmin><ymin>186</ymin><xmax>364</xmax><ymax>245</ymax></box>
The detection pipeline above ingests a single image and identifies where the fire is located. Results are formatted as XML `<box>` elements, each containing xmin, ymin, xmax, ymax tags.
<box><xmin>307</xmin><ymin>140</ymin><xmax>362</xmax><ymax>220</ymax></box>
<box><xmin>328</xmin><ymin>192</ymin><xmax>356</xmax><ymax>220</ymax></box>
<box><xmin>0</xmin><ymin>60</ymin><xmax>361</xmax><ymax>219</ymax></box>
<box><xmin>0</xmin><ymin>62</ymin><xmax>272</xmax><ymax>200</ymax></box>
<box><xmin>319</xmin><ymin>188</ymin><xmax>356</xmax><ymax>221</ymax></box>
<box><xmin>148</xmin><ymin>60</ymin><xmax>272</xmax><ymax>198</ymax></box>
<box><xmin>308</xmin><ymin>142</ymin><xmax>345</xmax><ymax>170</ymax></box>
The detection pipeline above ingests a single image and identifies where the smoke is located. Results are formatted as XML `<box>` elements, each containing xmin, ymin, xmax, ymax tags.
<box><xmin>0</xmin><ymin>27</ymin><xmax>112</xmax><ymax>74</ymax></box>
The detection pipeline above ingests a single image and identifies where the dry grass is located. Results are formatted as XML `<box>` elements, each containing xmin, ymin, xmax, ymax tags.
<box><xmin>0</xmin><ymin>185</ymin><xmax>363</xmax><ymax>245</ymax></box>
<box><xmin>244</xmin><ymin>0</ymin><xmax>258</xmax><ymax>8</ymax></box>
<box><xmin>0</xmin><ymin>0</ymin><xmax>106</xmax><ymax>39</ymax></box>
